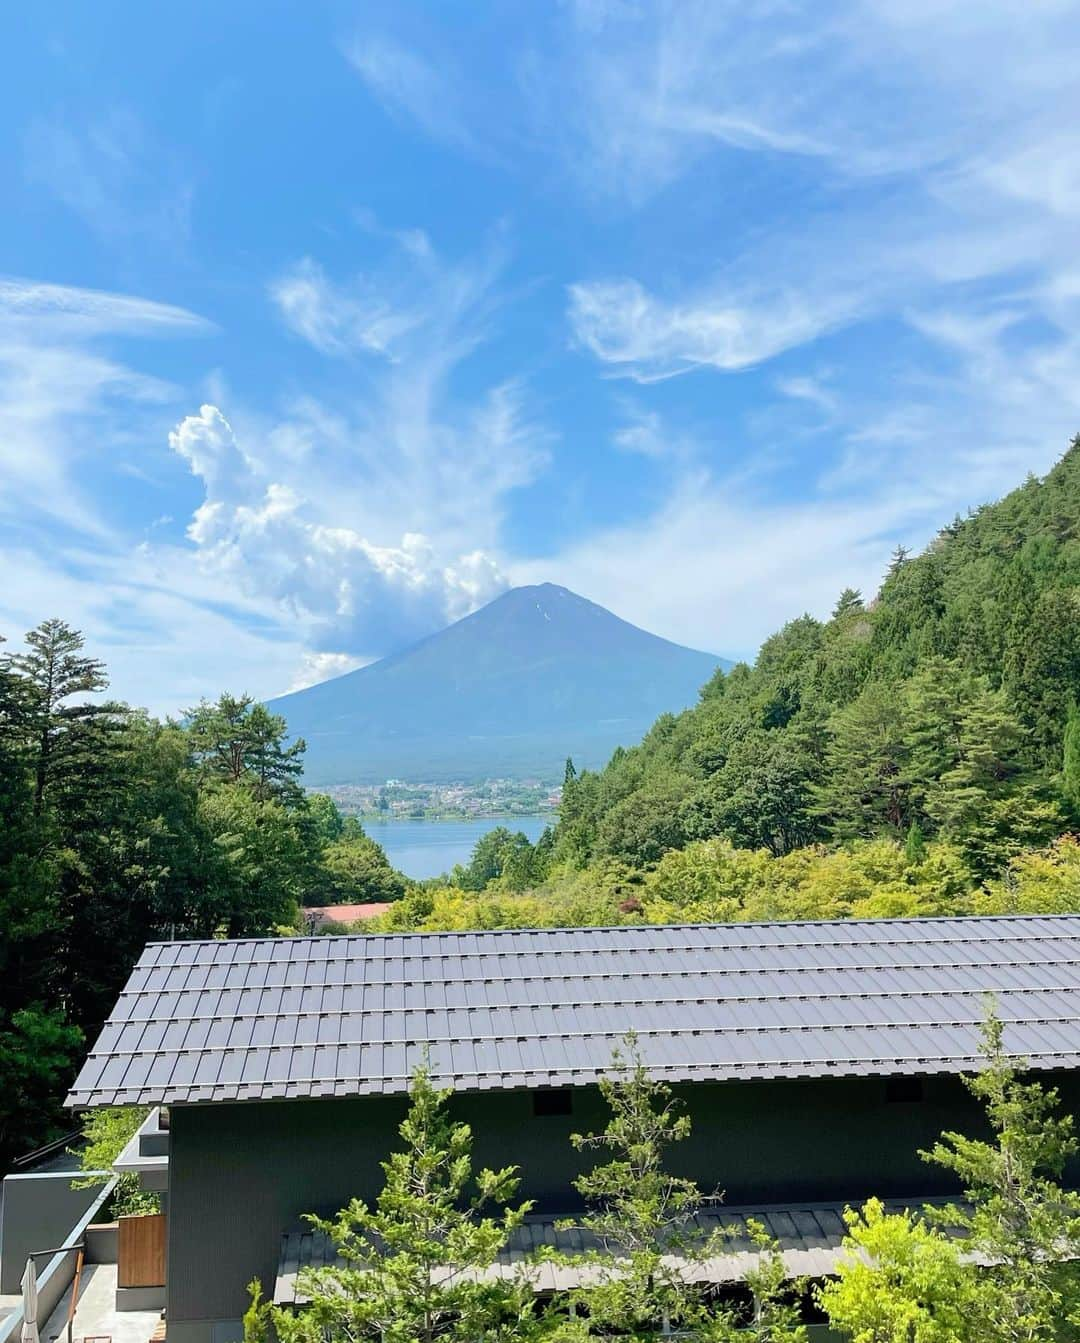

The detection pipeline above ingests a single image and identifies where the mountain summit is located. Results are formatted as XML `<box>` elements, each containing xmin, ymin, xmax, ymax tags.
<box><xmin>268</xmin><ymin>583</ymin><xmax>726</xmax><ymax>784</ymax></box>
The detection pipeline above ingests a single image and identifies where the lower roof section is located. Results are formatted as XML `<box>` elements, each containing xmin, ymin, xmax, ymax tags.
<box><xmin>67</xmin><ymin>914</ymin><xmax>1080</xmax><ymax>1108</ymax></box>
<box><xmin>274</xmin><ymin>1196</ymin><xmax>954</xmax><ymax>1301</ymax></box>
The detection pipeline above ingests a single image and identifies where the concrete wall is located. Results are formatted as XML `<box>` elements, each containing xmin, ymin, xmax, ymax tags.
<box><xmin>0</xmin><ymin>1170</ymin><xmax>111</xmax><ymax>1294</ymax></box>
<box><xmin>0</xmin><ymin>1179</ymin><xmax>117</xmax><ymax>1343</ymax></box>
<box><xmin>165</xmin><ymin>1071</ymin><xmax>1080</xmax><ymax>1343</ymax></box>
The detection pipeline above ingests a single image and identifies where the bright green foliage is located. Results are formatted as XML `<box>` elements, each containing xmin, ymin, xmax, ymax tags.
<box><xmin>0</xmin><ymin>1008</ymin><xmax>81</xmax><ymax>1170</ymax></box>
<box><xmin>817</xmin><ymin>1198</ymin><xmax>976</xmax><ymax>1343</ymax></box>
<box><xmin>318</xmin><ymin>819</ymin><xmax>408</xmax><ymax>904</ymax></box>
<box><xmin>454</xmin><ymin>825</ymin><xmax>552</xmax><ymax>893</ymax></box>
<box><xmin>700</xmin><ymin>1222</ymin><xmax>808</xmax><ymax>1343</ymax></box>
<box><xmin>976</xmin><ymin>836</ymin><xmax>1080</xmax><ymax>915</ymax></box>
<box><xmin>305</xmin><ymin>792</ymin><xmax>345</xmax><ymax>843</ymax></box>
<box><xmin>556</xmin><ymin>1035</ymin><xmax>719</xmax><ymax>1337</ymax></box>
<box><xmin>76</xmin><ymin>1105</ymin><xmax>160</xmax><ymax>1217</ymax></box>
<box><xmin>199</xmin><ymin>784</ymin><xmax>313</xmax><ymax>936</ymax></box>
<box><xmin>557</xmin><ymin>1036</ymin><xmax>802</xmax><ymax>1341</ymax></box>
<box><xmin>1063</xmin><ymin>704</ymin><xmax>1080</xmax><ymax>812</ymax></box>
<box><xmin>245</xmin><ymin>1066</ymin><xmax>535</xmax><ymax>1343</ymax></box>
<box><xmin>921</xmin><ymin>1013</ymin><xmax>1080</xmax><ymax>1341</ymax></box>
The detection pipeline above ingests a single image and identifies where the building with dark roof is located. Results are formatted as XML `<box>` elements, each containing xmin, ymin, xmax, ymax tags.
<box><xmin>67</xmin><ymin>915</ymin><xmax>1080</xmax><ymax>1343</ymax></box>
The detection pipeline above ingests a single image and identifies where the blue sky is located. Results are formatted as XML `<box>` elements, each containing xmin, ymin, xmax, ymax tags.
<box><xmin>2</xmin><ymin>1</ymin><xmax>1080</xmax><ymax>713</ymax></box>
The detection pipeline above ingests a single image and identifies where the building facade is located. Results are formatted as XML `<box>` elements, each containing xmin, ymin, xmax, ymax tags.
<box><xmin>67</xmin><ymin>915</ymin><xmax>1080</xmax><ymax>1343</ymax></box>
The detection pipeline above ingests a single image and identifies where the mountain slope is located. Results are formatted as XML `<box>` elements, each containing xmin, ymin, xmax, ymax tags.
<box><xmin>551</xmin><ymin>440</ymin><xmax>1080</xmax><ymax>872</ymax></box>
<box><xmin>269</xmin><ymin>584</ymin><xmax>727</xmax><ymax>784</ymax></box>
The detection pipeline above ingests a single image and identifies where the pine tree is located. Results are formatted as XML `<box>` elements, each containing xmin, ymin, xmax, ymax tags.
<box><xmin>815</xmin><ymin>684</ymin><xmax>909</xmax><ymax>839</ymax></box>
<box><xmin>888</xmin><ymin>544</ymin><xmax>910</xmax><ymax>576</ymax></box>
<box><xmin>186</xmin><ymin>693</ymin><xmax>306</xmax><ymax>802</ymax></box>
<box><xmin>4</xmin><ymin>619</ymin><xmax>122</xmax><ymax>813</ymax></box>
<box><xmin>832</xmin><ymin>587</ymin><xmax>864</xmax><ymax>619</ymax></box>
<box><xmin>246</xmin><ymin>1066</ymin><xmax>533</xmax><ymax>1343</ymax></box>
<box><xmin>904</xmin><ymin>820</ymin><xmax>926</xmax><ymax>864</ymax></box>
<box><xmin>557</xmin><ymin>1036</ymin><xmax>803</xmax><ymax>1341</ymax></box>
<box><xmin>556</xmin><ymin>1035</ymin><xmax>718</xmax><ymax>1337</ymax></box>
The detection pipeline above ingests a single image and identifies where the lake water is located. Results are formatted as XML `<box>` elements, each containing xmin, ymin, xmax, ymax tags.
<box><xmin>362</xmin><ymin>814</ymin><xmax>554</xmax><ymax>879</ymax></box>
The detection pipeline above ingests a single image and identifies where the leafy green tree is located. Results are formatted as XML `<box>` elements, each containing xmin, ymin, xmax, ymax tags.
<box><xmin>199</xmin><ymin>784</ymin><xmax>312</xmax><ymax>935</ymax></box>
<box><xmin>559</xmin><ymin>1036</ymin><xmax>801</xmax><ymax>1341</ymax></box>
<box><xmin>75</xmin><ymin>1105</ymin><xmax>160</xmax><ymax>1217</ymax></box>
<box><xmin>921</xmin><ymin>1012</ymin><xmax>1080</xmax><ymax>1340</ymax></box>
<box><xmin>245</xmin><ymin>1066</ymin><xmax>534</xmax><ymax>1343</ymax></box>
<box><xmin>817</xmin><ymin>1198</ymin><xmax>976</xmax><ymax>1343</ymax></box>
<box><xmin>0</xmin><ymin>1007</ymin><xmax>81</xmax><ymax>1172</ymax></box>
<box><xmin>319</xmin><ymin>821</ymin><xmax>407</xmax><ymax>904</ymax></box>
<box><xmin>186</xmin><ymin>693</ymin><xmax>305</xmax><ymax>801</ymax></box>
<box><xmin>453</xmin><ymin>826</ymin><xmax>552</xmax><ymax>894</ymax></box>
<box><xmin>904</xmin><ymin>821</ymin><xmax>927</xmax><ymax>864</ymax></box>
<box><xmin>306</xmin><ymin>793</ymin><xmax>345</xmax><ymax>843</ymax></box>
<box><xmin>687</xmin><ymin>723</ymin><xmax>823</xmax><ymax>856</ymax></box>
<box><xmin>594</xmin><ymin>774</ymin><xmax>693</xmax><ymax>867</ymax></box>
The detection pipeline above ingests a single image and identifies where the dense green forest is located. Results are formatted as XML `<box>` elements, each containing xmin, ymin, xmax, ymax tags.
<box><xmin>0</xmin><ymin>634</ymin><xmax>402</xmax><ymax>1168</ymax></box>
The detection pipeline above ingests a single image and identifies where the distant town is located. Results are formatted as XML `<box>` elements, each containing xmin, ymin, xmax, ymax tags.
<box><xmin>317</xmin><ymin>777</ymin><xmax>562</xmax><ymax>821</ymax></box>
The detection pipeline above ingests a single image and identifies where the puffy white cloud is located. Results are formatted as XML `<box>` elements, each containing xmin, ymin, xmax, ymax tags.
<box><xmin>168</xmin><ymin>409</ymin><xmax>511</xmax><ymax>659</ymax></box>
<box><xmin>166</xmin><ymin>242</ymin><xmax>545</xmax><ymax>660</ymax></box>
<box><xmin>286</xmin><ymin>651</ymin><xmax>371</xmax><ymax>693</ymax></box>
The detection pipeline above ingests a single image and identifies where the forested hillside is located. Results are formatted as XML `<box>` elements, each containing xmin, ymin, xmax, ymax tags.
<box><xmin>554</xmin><ymin>440</ymin><xmax>1080</xmax><ymax>874</ymax></box>
<box><xmin>375</xmin><ymin>441</ymin><xmax>1080</xmax><ymax>932</ymax></box>
<box><xmin>0</xmin><ymin>630</ymin><xmax>403</xmax><ymax>1168</ymax></box>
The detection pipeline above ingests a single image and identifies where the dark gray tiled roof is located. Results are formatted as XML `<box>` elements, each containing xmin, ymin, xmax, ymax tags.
<box><xmin>66</xmin><ymin>915</ymin><xmax>1080</xmax><ymax>1108</ymax></box>
<box><xmin>273</xmin><ymin>1196</ymin><xmax>955</xmax><ymax>1299</ymax></box>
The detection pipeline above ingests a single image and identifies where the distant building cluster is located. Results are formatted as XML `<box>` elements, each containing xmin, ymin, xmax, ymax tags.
<box><xmin>317</xmin><ymin>777</ymin><xmax>561</xmax><ymax>821</ymax></box>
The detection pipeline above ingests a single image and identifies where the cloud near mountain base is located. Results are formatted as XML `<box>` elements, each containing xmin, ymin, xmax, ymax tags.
<box><xmin>168</xmin><ymin>403</ymin><xmax>508</xmax><ymax>668</ymax></box>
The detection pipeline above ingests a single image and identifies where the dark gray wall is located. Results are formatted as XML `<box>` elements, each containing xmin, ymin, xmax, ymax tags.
<box><xmin>166</xmin><ymin>1072</ymin><xmax>1080</xmax><ymax>1343</ymax></box>
<box><xmin>0</xmin><ymin>1171</ymin><xmax>110</xmax><ymax>1294</ymax></box>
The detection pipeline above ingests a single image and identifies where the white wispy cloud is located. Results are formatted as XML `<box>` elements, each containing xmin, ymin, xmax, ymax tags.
<box><xmin>24</xmin><ymin>108</ymin><xmax>193</xmax><ymax>245</ymax></box>
<box><xmin>569</xmin><ymin>278</ymin><xmax>861</xmax><ymax>381</ymax></box>
<box><xmin>342</xmin><ymin>34</ymin><xmax>475</xmax><ymax>152</ymax></box>
<box><xmin>0</xmin><ymin>278</ymin><xmax>208</xmax><ymax>534</ymax></box>
<box><xmin>0</xmin><ymin>276</ymin><xmax>208</xmax><ymax>336</ymax></box>
<box><xmin>163</xmin><ymin>238</ymin><xmax>549</xmax><ymax>668</ymax></box>
<box><xmin>0</xmin><ymin>540</ymin><xmax>306</xmax><ymax>718</ymax></box>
